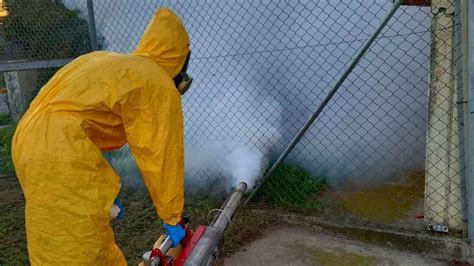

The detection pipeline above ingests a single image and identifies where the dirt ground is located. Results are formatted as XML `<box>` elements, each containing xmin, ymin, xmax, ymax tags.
<box><xmin>0</xmin><ymin>172</ymin><xmax>460</xmax><ymax>265</ymax></box>
<box><xmin>0</xmin><ymin>174</ymin><xmax>276</xmax><ymax>265</ymax></box>
<box><xmin>225</xmin><ymin>225</ymin><xmax>447</xmax><ymax>266</ymax></box>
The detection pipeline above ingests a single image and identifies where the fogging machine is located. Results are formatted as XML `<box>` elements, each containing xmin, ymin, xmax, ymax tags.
<box><xmin>140</xmin><ymin>182</ymin><xmax>247</xmax><ymax>266</ymax></box>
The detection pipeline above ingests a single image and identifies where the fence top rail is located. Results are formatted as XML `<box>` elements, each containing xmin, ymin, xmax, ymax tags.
<box><xmin>0</xmin><ymin>59</ymin><xmax>73</xmax><ymax>72</ymax></box>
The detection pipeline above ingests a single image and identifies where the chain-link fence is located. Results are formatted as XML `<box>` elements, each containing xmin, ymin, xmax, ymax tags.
<box><xmin>0</xmin><ymin>0</ymin><xmax>468</xmax><ymax>236</ymax></box>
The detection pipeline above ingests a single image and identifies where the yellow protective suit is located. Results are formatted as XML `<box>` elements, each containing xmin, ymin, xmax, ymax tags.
<box><xmin>11</xmin><ymin>8</ymin><xmax>189</xmax><ymax>265</ymax></box>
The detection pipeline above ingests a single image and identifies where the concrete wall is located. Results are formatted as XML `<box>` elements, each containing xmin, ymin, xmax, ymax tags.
<box><xmin>424</xmin><ymin>0</ymin><xmax>462</xmax><ymax>231</ymax></box>
<box><xmin>4</xmin><ymin>70</ymin><xmax>38</xmax><ymax>121</ymax></box>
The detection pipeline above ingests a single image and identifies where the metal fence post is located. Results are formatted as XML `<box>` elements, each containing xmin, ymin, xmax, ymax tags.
<box><xmin>466</xmin><ymin>0</ymin><xmax>474</xmax><ymax>242</ymax></box>
<box><xmin>455</xmin><ymin>0</ymin><xmax>469</xmax><ymax>239</ymax></box>
<box><xmin>87</xmin><ymin>0</ymin><xmax>98</xmax><ymax>51</ymax></box>
<box><xmin>245</xmin><ymin>0</ymin><xmax>403</xmax><ymax>204</ymax></box>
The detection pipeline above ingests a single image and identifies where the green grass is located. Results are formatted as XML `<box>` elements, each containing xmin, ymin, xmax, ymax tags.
<box><xmin>254</xmin><ymin>164</ymin><xmax>328</xmax><ymax>213</ymax></box>
<box><xmin>0</xmin><ymin>125</ymin><xmax>15</xmax><ymax>175</ymax></box>
<box><xmin>0</xmin><ymin>114</ymin><xmax>12</xmax><ymax>126</ymax></box>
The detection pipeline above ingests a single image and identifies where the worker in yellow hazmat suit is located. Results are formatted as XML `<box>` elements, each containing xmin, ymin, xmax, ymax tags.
<box><xmin>11</xmin><ymin>8</ymin><xmax>191</xmax><ymax>265</ymax></box>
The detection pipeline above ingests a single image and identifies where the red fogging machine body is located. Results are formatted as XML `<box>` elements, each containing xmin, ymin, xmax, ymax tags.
<box><xmin>140</xmin><ymin>182</ymin><xmax>247</xmax><ymax>266</ymax></box>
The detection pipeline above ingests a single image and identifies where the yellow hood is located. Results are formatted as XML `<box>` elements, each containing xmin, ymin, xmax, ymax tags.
<box><xmin>133</xmin><ymin>8</ymin><xmax>190</xmax><ymax>78</ymax></box>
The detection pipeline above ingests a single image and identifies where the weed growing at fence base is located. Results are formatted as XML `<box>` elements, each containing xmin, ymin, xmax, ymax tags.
<box><xmin>0</xmin><ymin>126</ymin><xmax>14</xmax><ymax>175</ymax></box>
<box><xmin>255</xmin><ymin>164</ymin><xmax>328</xmax><ymax>213</ymax></box>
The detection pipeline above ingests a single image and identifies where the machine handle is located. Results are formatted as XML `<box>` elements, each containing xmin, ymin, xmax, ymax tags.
<box><xmin>142</xmin><ymin>236</ymin><xmax>173</xmax><ymax>266</ymax></box>
<box><xmin>159</xmin><ymin>236</ymin><xmax>173</xmax><ymax>254</ymax></box>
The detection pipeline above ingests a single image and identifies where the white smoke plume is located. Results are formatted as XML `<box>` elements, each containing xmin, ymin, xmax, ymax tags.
<box><xmin>107</xmin><ymin>142</ymin><xmax>266</xmax><ymax>197</ymax></box>
<box><xmin>223</xmin><ymin>146</ymin><xmax>264</xmax><ymax>189</ymax></box>
<box><xmin>184</xmin><ymin>142</ymin><xmax>266</xmax><ymax>196</ymax></box>
<box><xmin>70</xmin><ymin>1</ymin><xmax>431</xmax><ymax>193</ymax></box>
<box><xmin>107</xmin><ymin>84</ymin><xmax>281</xmax><ymax>195</ymax></box>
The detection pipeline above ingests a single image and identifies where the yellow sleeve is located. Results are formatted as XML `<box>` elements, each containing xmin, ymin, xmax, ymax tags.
<box><xmin>120</xmin><ymin>84</ymin><xmax>184</xmax><ymax>225</ymax></box>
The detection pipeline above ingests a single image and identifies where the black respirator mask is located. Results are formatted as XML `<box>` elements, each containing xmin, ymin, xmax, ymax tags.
<box><xmin>173</xmin><ymin>52</ymin><xmax>193</xmax><ymax>95</ymax></box>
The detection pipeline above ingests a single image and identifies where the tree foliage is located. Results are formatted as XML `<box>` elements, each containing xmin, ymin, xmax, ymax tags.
<box><xmin>4</xmin><ymin>0</ymin><xmax>92</xmax><ymax>60</ymax></box>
